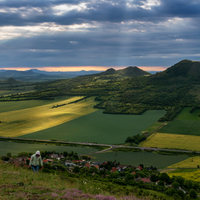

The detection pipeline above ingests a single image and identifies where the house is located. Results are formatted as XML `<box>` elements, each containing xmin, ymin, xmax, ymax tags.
<box><xmin>43</xmin><ymin>159</ymin><xmax>48</xmax><ymax>164</ymax></box>
<box><xmin>111</xmin><ymin>167</ymin><xmax>118</xmax><ymax>173</ymax></box>
<box><xmin>18</xmin><ymin>156</ymin><xmax>29</xmax><ymax>162</ymax></box>
<box><xmin>116</xmin><ymin>165</ymin><xmax>127</xmax><ymax>172</ymax></box>
<box><xmin>136</xmin><ymin>165</ymin><xmax>143</xmax><ymax>170</ymax></box>
<box><xmin>51</xmin><ymin>154</ymin><xmax>59</xmax><ymax>159</ymax></box>
<box><xmin>72</xmin><ymin>160</ymin><xmax>84</xmax><ymax>164</ymax></box>
<box><xmin>93</xmin><ymin>161</ymin><xmax>102</xmax><ymax>166</ymax></box>
<box><xmin>10</xmin><ymin>158</ymin><xmax>21</xmax><ymax>167</ymax></box>
<box><xmin>93</xmin><ymin>165</ymin><xmax>99</xmax><ymax>170</ymax></box>
<box><xmin>85</xmin><ymin>163</ymin><xmax>91</xmax><ymax>168</ymax></box>
<box><xmin>140</xmin><ymin>178</ymin><xmax>151</xmax><ymax>183</ymax></box>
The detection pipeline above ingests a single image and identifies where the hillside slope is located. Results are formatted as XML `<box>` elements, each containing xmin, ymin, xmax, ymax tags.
<box><xmin>2</xmin><ymin>60</ymin><xmax>200</xmax><ymax>119</ymax></box>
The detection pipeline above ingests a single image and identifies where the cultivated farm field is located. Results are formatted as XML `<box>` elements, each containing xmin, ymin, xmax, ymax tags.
<box><xmin>0</xmin><ymin>96</ymin><xmax>97</xmax><ymax>137</ymax></box>
<box><xmin>0</xmin><ymin>141</ymin><xmax>97</xmax><ymax>156</ymax></box>
<box><xmin>159</xmin><ymin>107</ymin><xmax>200</xmax><ymax>136</ymax></box>
<box><xmin>0</xmin><ymin>96</ymin><xmax>72</xmax><ymax>113</ymax></box>
<box><xmin>167</xmin><ymin>156</ymin><xmax>200</xmax><ymax>169</ymax></box>
<box><xmin>91</xmin><ymin>151</ymin><xmax>188</xmax><ymax>168</ymax></box>
<box><xmin>168</xmin><ymin>168</ymin><xmax>200</xmax><ymax>182</ymax></box>
<box><xmin>140</xmin><ymin>133</ymin><xmax>200</xmax><ymax>151</ymax></box>
<box><xmin>20</xmin><ymin>110</ymin><xmax>166</xmax><ymax>144</ymax></box>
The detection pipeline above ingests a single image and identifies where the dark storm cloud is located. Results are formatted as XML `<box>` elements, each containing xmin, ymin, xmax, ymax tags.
<box><xmin>0</xmin><ymin>0</ymin><xmax>200</xmax><ymax>26</ymax></box>
<box><xmin>0</xmin><ymin>0</ymin><xmax>200</xmax><ymax>68</ymax></box>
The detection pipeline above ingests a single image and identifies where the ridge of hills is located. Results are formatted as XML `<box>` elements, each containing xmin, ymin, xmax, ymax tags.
<box><xmin>0</xmin><ymin>69</ymin><xmax>104</xmax><ymax>82</ymax></box>
<box><xmin>97</xmin><ymin>66</ymin><xmax>150</xmax><ymax>77</ymax></box>
<box><xmin>3</xmin><ymin>60</ymin><xmax>200</xmax><ymax>121</ymax></box>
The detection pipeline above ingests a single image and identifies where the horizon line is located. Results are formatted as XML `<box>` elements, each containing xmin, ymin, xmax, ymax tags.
<box><xmin>0</xmin><ymin>66</ymin><xmax>168</xmax><ymax>72</ymax></box>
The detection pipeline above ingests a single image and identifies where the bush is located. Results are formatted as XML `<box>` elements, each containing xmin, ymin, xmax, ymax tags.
<box><xmin>174</xmin><ymin>176</ymin><xmax>185</xmax><ymax>186</ymax></box>
<box><xmin>1</xmin><ymin>156</ymin><xmax>9</xmax><ymax>161</ymax></box>
<box><xmin>172</xmin><ymin>182</ymin><xmax>180</xmax><ymax>190</ymax></box>
<box><xmin>189</xmin><ymin>189</ymin><xmax>197</xmax><ymax>199</ymax></box>
<box><xmin>177</xmin><ymin>189</ymin><xmax>185</xmax><ymax>199</ymax></box>
<box><xmin>165</xmin><ymin>188</ymin><xmax>176</xmax><ymax>196</ymax></box>
<box><xmin>159</xmin><ymin>173</ymin><xmax>170</xmax><ymax>183</ymax></box>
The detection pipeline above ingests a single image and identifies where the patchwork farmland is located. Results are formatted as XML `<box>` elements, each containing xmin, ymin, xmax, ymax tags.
<box><xmin>160</xmin><ymin>107</ymin><xmax>200</xmax><ymax>136</ymax></box>
<box><xmin>140</xmin><ymin>133</ymin><xmax>200</xmax><ymax>151</ymax></box>
<box><xmin>167</xmin><ymin>156</ymin><xmax>200</xmax><ymax>169</ymax></box>
<box><xmin>0</xmin><ymin>96</ymin><xmax>97</xmax><ymax>137</ymax></box>
<box><xmin>20</xmin><ymin>110</ymin><xmax>166</xmax><ymax>144</ymax></box>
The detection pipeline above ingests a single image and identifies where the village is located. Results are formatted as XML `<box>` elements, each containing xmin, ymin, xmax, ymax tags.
<box><xmin>1</xmin><ymin>151</ymin><xmax>199</xmax><ymax>199</ymax></box>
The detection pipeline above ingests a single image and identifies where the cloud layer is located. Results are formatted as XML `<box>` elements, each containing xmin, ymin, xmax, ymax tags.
<box><xmin>0</xmin><ymin>0</ymin><xmax>200</xmax><ymax>69</ymax></box>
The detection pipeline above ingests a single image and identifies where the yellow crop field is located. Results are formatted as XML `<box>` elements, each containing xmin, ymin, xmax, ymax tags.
<box><xmin>140</xmin><ymin>133</ymin><xmax>200</xmax><ymax>151</ymax></box>
<box><xmin>167</xmin><ymin>156</ymin><xmax>200</xmax><ymax>168</ymax></box>
<box><xmin>0</xmin><ymin>96</ymin><xmax>97</xmax><ymax>137</ymax></box>
<box><xmin>168</xmin><ymin>169</ymin><xmax>200</xmax><ymax>182</ymax></box>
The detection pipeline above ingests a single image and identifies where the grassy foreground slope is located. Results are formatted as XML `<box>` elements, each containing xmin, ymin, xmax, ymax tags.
<box><xmin>0</xmin><ymin>162</ymin><xmax>118</xmax><ymax>200</ymax></box>
<box><xmin>140</xmin><ymin>133</ymin><xmax>200</xmax><ymax>151</ymax></box>
<box><xmin>0</xmin><ymin>96</ymin><xmax>97</xmax><ymax>137</ymax></box>
<box><xmin>160</xmin><ymin>107</ymin><xmax>200</xmax><ymax>136</ymax></box>
<box><xmin>20</xmin><ymin>110</ymin><xmax>166</xmax><ymax>144</ymax></box>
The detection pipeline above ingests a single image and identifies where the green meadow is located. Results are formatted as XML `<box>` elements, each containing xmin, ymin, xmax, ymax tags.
<box><xmin>0</xmin><ymin>141</ymin><xmax>97</xmax><ymax>156</ymax></box>
<box><xmin>160</xmin><ymin>107</ymin><xmax>200</xmax><ymax>136</ymax></box>
<box><xmin>20</xmin><ymin>110</ymin><xmax>166</xmax><ymax>144</ymax></box>
<box><xmin>91</xmin><ymin>151</ymin><xmax>188</xmax><ymax>168</ymax></box>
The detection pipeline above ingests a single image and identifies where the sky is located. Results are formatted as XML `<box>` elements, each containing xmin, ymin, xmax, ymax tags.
<box><xmin>0</xmin><ymin>0</ymin><xmax>200</xmax><ymax>72</ymax></box>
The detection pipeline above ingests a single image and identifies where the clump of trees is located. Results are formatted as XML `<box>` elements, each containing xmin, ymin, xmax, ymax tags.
<box><xmin>125</xmin><ymin>134</ymin><xmax>146</xmax><ymax>144</ymax></box>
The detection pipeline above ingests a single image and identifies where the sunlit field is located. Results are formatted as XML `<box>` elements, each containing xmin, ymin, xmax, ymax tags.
<box><xmin>0</xmin><ymin>96</ymin><xmax>97</xmax><ymax>137</ymax></box>
<box><xmin>20</xmin><ymin>110</ymin><xmax>166</xmax><ymax>144</ymax></box>
<box><xmin>140</xmin><ymin>133</ymin><xmax>200</xmax><ymax>151</ymax></box>
<box><xmin>168</xmin><ymin>169</ymin><xmax>200</xmax><ymax>182</ymax></box>
<box><xmin>167</xmin><ymin>156</ymin><xmax>200</xmax><ymax>169</ymax></box>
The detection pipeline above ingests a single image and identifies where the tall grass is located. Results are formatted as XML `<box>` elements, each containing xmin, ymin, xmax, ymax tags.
<box><xmin>0</xmin><ymin>162</ymin><xmax>149</xmax><ymax>200</ymax></box>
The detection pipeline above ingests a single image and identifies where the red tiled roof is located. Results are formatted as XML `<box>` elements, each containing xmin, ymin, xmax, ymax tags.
<box><xmin>93</xmin><ymin>165</ymin><xmax>99</xmax><ymax>169</ymax></box>
<box><xmin>138</xmin><ymin>166</ymin><xmax>143</xmax><ymax>170</ymax></box>
<box><xmin>111</xmin><ymin>167</ymin><xmax>118</xmax><ymax>173</ymax></box>
<box><xmin>85</xmin><ymin>163</ymin><xmax>91</xmax><ymax>168</ymax></box>
<box><xmin>131</xmin><ymin>171</ymin><xmax>136</xmax><ymax>174</ymax></box>
<box><xmin>141</xmin><ymin>178</ymin><xmax>151</xmax><ymax>183</ymax></box>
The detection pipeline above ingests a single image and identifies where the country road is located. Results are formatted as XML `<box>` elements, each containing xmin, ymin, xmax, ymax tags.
<box><xmin>0</xmin><ymin>136</ymin><xmax>199</xmax><ymax>155</ymax></box>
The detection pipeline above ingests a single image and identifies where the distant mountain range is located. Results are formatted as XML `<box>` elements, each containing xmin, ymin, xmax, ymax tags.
<box><xmin>0</xmin><ymin>66</ymin><xmax>152</xmax><ymax>82</ymax></box>
<box><xmin>0</xmin><ymin>69</ymin><xmax>104</xmax><ymax>82</ymax></box>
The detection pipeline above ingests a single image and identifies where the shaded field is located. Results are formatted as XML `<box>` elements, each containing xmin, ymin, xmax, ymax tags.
<box><xmin>0</xmin><ymin>85</ymin><xmax>36</xmax><ymax>96</ymax></box>
<box><xmin>160</xmin><ymin>107</ymin><xmax>200</xmax><ymax>136</ymax></box>
<box><xmin>167</xmin><ymin>156</ymin><xmax>200</xmax><ymax>169</ymax></box>
<box><xmin>0</xmin><ymin>96</ymin><xmax>72</xmax><ymax>113</ymax></box>
<box><xmin>0</xmin><ymin>141</ymin><xmax>97</xmax><ymax>156</ymax></box>
<box><xmin>20</xmin><ymin>110</ymin><xmax>166</xmax><ymax>145</ymax></box>
<box><xmin>91</xmin><ymin>151</ymin><xmax>188</xmax><ymax>168</ymax></box>
<box><xmin>141</xmin><ymin>133</ymin><xmax>200</xmax><ymax>151</ymax></box>
<box><xmin>0</xmin><ymin>96</ymin><xmax>97</xmax><ymax>137</ymax></box>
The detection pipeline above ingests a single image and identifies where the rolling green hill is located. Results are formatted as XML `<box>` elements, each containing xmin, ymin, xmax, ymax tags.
<box><xmin>2</xmin><ymin>60</ymin><xmax>200</xmax><ymax>120</ymax></box>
